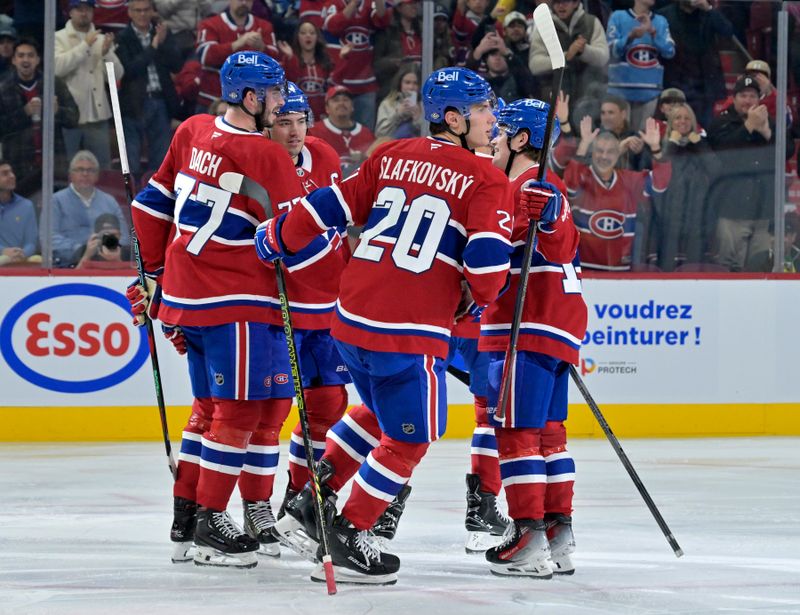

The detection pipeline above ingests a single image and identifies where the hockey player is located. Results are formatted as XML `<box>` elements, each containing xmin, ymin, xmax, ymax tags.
<box><xmin>255</xmin><ymin>67</ymin><xmax>520</xmax><ymax>585</ymax></box>
<box><xmin>479</xmin><ymin>98</ymin><xmax>588</xmax><ymax>578</ymax></box>
<box><xmin>267</xmin><ymin>82</ymin><xmax>353</xmax><ymax>518</ymax></box>
<box><xmin>126</xmin><ymin>51</ymin><xmax>317</xmax><ymax>569</ymax></box>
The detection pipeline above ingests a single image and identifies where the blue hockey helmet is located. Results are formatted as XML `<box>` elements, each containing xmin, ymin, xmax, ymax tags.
<box><xmin>495</xmin><ymin>98</ymin><xmax>560</xmax><ymax>149</ymax></box>
<box><xmin>422</xmin><ymin>67</ymin><xmax>496</xmax><ymax>122</ymax></box>
<box><xmin>277</xmin><ymin>81</ymin><xmax>311</xmax><ymax>116</ymax></box>
<box><xmin>490</xmin><ymin>97</ymin><xmax>507</xmax><ymax>140</ymax></box>
<box><xmin>220</xmin><ymin>51</ymin><xmax>286</xmax><ymax>104</ymax></box>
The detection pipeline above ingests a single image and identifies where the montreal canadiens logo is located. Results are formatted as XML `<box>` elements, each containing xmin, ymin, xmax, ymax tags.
<box><xmin>274</xmin><ymin>373</ymin><xmax>289</xmax><ymax>385</ymax></box>
<box><xmin>0</xmin><ymin>283</ymin><xmax>148</xmax><ymax>393</ymax></box>
<box><xmin>626</xmin><ymin>45</ymin><xmax>658</xmax><ymax>68</ymax></box>
<box><xmin>345</xmin><ymin>27</ymin><xmax>370</xmax><ymax>49</ymax></box>
<box><xmin>589</xmin><ymin>210</ymin><xmax>627</xmax><ymax>239</ymax></box>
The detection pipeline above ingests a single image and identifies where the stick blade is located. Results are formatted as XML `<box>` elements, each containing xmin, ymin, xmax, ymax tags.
<box><xmin>533</xmin><ymin>4</ymin><xmax>566</xmax><ymax>70</ymax></box>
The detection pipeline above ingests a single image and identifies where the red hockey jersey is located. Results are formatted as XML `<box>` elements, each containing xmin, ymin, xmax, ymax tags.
<box><xmin>299</xmin><ymin>0</ymin><xmax>327</xmax><ymax>28</ymax></box>
<box><xmin>553</xmin><ymin>138</ymin><xmax>671</xmax><ymax>271</ymax></box>
<box><xmin>479</xmin><ymin>164</ymin><xmax>587</xmax><ymax>365</ymax></box>
<box><xmin>195</xmin><ymin>11</ymin><xmax>280</xmax><ymax>108</ymax></box>
<box><xmin>130</xmin><ymin>114</ymin><xmax>344</xmax><ymax>329</ymax></box>
<box><xmin>308</xmin><ymin>118</ymin><xmax>375</xmax><ymax>170</ymax></box>
<box><xmin>279</xmin><ymin>137</ymin><xmax>515</xmax><ymax>358</ymax></box>
<box><xmin>283</xmin><ymin>54</ymin><xmax>332</xmax><ymax>122</ymax></box>
<box><xmin>321</xmin><ymin>0</ymin><xmax>393</xmax><ymax>94</ymax></box>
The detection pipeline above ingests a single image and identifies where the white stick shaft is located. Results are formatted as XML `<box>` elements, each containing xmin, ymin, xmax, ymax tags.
<box><xmin>105</xmin><ymin>61</ymin><xmax>130</xmax><ymax>175</ymax></box>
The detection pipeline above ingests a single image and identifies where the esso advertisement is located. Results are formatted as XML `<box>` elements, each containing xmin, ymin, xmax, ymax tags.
<box><xmin>0</xmin><ymin>283</ymin><xmax>149</xmax><ymax>394</ymax></box>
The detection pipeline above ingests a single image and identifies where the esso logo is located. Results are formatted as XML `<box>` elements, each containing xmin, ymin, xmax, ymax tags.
<box><xmin>0</xmin><ymin>283</ymin><xmax>148</xmax><ymax>393</ymax></box>
<box><xmin>344</xmin><ymin>28</ymin><xmax>370</xmax><ymax>49</ymax></box>
<box><xmin>626</xmin><ymin>45</ymin><xmax>658</xmax><ymax>68</ymax></box>
<box><xmin>589</xmin><ymin>210</ymin><xmax>627</xmax><ymax>239</ymax></box>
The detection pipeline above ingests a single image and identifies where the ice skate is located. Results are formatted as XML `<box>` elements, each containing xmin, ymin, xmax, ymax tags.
<box><xmin>243</xmin><ymin>499</ymin><xmax>280</xmax><ymax>558</ymax></box>
<box><xmin>193</xmin><ymin>508</ymin><xmax>259</xmax><ymax>568</ymax></box>
<box><xmin>311</xmin><ymin>516</ymin><xmax>400</xmax><ymax>585</ymax></box>
<box><xmin>546</xmin><ymin>513</ymin><xmax>576</xmax><ymax>575</ymax></box>
<box><xmin>277</xmin><ymin>471</ymin><xmax>299</xmax><ymax>520</ymax></box>
<box><xmin>271</xmin><ymin>459</ymin><xmax>336</xmax><ymax>562</ymax></box>
<box><xmin>372</xmin><ymin>484</ymin><xmax>412</xmax><ymax>547</ymax></box>
<box><xmin>486</xmin><ymin>519</ymin><xmax>553</xmax><ymax>579</ymax></box>
<box><xmin>170</xmin><ymin>496</ymin><xmax>197</xmax><ymax>563</ymax></box>
<box><xmin>464</xmin><ymin>473</ymin><xmax>510</xmax><ymax>553</ymax></box>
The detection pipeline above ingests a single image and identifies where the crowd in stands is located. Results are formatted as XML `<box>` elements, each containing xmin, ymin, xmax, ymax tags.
<box><xmin>0</xmin><ymin>0</ymin><xmax>799</xmax><ymax>272</ymax></box>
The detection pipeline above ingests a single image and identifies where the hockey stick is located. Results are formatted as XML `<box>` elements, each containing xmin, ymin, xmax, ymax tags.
<box><xmin>569</xmin><ymin>365</ymin><xmax>684</xmax><ymax>558</ymax></box>
<box><xmin>105</xmin><ymin>62</ymin><xmax>177</xmax><ymax>479</ymax></box>
<box><xmin>219</xmin><ymin>171</ymin><xmax>337</xmax><ymax>595</ymax></box>
<box><xmin>447</xmin><ymin>365</ymin><xmax>471</xmax><ymax>387</ymax></box>
<box><xmin>495</xmin><ymin>4</ymin><xmax>565</xmax><ymax>421</ymax></box>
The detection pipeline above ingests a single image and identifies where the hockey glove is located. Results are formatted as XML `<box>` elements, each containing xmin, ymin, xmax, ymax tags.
<box><xmin>520</xmin><ymin>180</ymin><xmax>562</xmax><ymax>230</ymax></box>
<box><xmin>126</xmin><ymin>275</ymin><xmax>161</xmax><ymax>326</ymax></box>
<box><xmin>255</xmin><ymin>214</ymin><xmax>290</xmax><ymax>264</ymax></box>
<box><xmin>161</xmin><ymin>323</ymin><xmax>187</xmax><ymax>355</ymax></box>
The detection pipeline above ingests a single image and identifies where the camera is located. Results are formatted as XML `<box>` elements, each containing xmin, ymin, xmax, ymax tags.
<box><xmin>101</xmin><ymin>233</ymin><xmax>120</xmax><ymax>249</ymax></box>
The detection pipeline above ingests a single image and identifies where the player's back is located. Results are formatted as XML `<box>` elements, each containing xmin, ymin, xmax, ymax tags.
<box><xmin>135</xmin><ymin>114</ymin><xmax>303</xmax><ymax>327</ymax></box>
<box><xmin>331</xmin><ymin>136</ymin><xmax>513</xmax><ymax>358</ymax></box>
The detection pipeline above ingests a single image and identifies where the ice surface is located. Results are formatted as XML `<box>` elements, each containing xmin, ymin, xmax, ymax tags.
<box><xmin>1</xmin><ymin>438</ymin><xmax>799</xmax><ymax>615</ymax></box>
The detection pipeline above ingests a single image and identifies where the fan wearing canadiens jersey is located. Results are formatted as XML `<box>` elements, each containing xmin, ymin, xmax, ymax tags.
<box><xmin>479</xmin><ymin>99</ymin><xmax>588</xmax><ymax>579</ymax></box>
<box><xmin>266</xmin><ymin>82</ymin><xmax>353</xmax><ymax>518</ymax></box>
<box><xmin>256</xmin><ymin>67</ymin><xmax>518</xmax><ymax>585</ymax></box>
<box><xmin>126</xmin><ymin>52</ymin><xmax>321</xmax><ymax>570</ymax></box>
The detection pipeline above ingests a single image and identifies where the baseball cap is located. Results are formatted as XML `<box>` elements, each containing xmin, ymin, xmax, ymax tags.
<box><xmin>745</xmin><ymin>59</ymin><xmax>771</xmax><ymax>78</ymax></box>
<box><xmin>503</xmin><ymin>11</ymin><xmax>527</xmax><ymax>28</ymax></box>
<box><xmin>659</xmin><ymin>87</ymin><xmax>686</xmax><ymax>103</ymax></box>
<box><xmin>733</xmin><ymin>75</ymin><xmax>760</xmax><ymax>96</ymax></box>
<box><xmin>0</xmin><ymin>15</ymin><xmax>17</xmax><ymax>40</ymax></box>
<box><xmin>325</xmin><ymin>85</ymin><xmax>352</xmax><ymax>102</ymax></box>
<box><xmin>69</xmin><ymin>0</ymin><xmax>96</xmax><ymax>8</ymax></box>
<box><xmin>433</xmin><ymin>3</ymin><xmax>450</xmax><ymax>19</ymax></box>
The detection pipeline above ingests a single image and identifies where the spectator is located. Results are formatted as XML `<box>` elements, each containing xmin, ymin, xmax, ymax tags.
<box><xmin>0</xmin><ymin>15</ymin><xmax>16</xmax><ymax>78</ymax></box>
<box><xmin>321</xmin><ymin>0</ymin><xmax>391</xmax><ymax>131</ymax></box>
<box><xmin>502</xmin><ymin>11</ymin><xmax>530</xmax><ymax>67</ymax></box>
<box><xmin>153</xmin><ymin>0</ymin><xmax>214</xmax><ymax>61</ymax></box>
<box><xmin>432</xmin><ymin>3</ymin><xmax>455</xmax><ymax>70</ymax></box>
<box><xmin>707</xmin><ymin>75</ymin><xmax>792</xmax><ymax>272</ymax></box>
<box><xmin>374</xmin><ymin>63</ymin><xmax>422</xmax><ymax>140</ymax></box>
<box><xmin>76</xmin><ymin>212</ymin><xmax>132</xmax><ymax>268</ymax></box>
<box><xmin>277</xmin><ymin>20</ymin><xmax>333</xmax><ymax>122</ymax></box>
<box><xmin>658</xmin><ymin>0</ymin><xmax>732</xmax><ymax>129</ymax></box>
<box><xmin>50</xmin><ymin>150</ymin><xmax>130</xmax><ymax>268</ymax></box>
<box><xmin>652</xmin><ymin>86</ymin><xmax>689</xmax><ymax>137</ymax></box>
<box><xmin>195</xmin><ymin>0</ymin><xmax>280</xmax><ymax>112</ymax></box>
<box><xmin>116</xmin><ymin>0</ymin><xmax>183</xmax><ymax>177</ymax></box>
<box><xmin>716</xmin><ymin>60</ymin><xmax>793</xmax><ymax>128</ymax></box>
<box><xmin>55</xmin><ymin>0</ymin><xmax>124</xmax><ymax>170</ymax></box>
<box><xmin>551</xmin><ymin>116</ymin><xmax>671</xmax><ymax>270</ymax></box>
<box><xmin>373</xmin><ymin>0</ymin><xmax>422</xmax><ymax>101</ymax></box>
<box><xmin>0</xmin><ymin>160</ymin><xmax>39</xmax><ymax>267</ymax></box>
<box><xmin>308</xmin><ymin>85</ymin><xmax>374</xmax><ymax>177</ymax></box>
<box><xmin>0</xmin><ymin>38</ymin><xmax>79</xmax><ymax>198</ymax></box>
<box><xmin>607</xmin><ymin>0</ymin><xmax>674</xmax><ymax>131</ymax></box>
<box><xmin>745</xmin><ymin>212</ymin><xmax>800</xmax><ymax>273</ymax></box>
<box><xmin>453</xmin><ymin>0</ymin><xmax>491</xmax><ymax>55</ymax></box>
<box><xmin>593</xmin><ymin>93</ymin><xmax>648</xmax><ymax>170</ymax></box>
<box><xmin>529</xmin><ymin>0</ymin><xmax>608</xmax><ymax>118</ymax></box>
<box><xmin>652</xmin><ymin>102</ymin><xmax>719</xmax><ymax>270</ymax></box>
<box><xmin>467</xmin><ymin>29</ymin><xmax>535</xmax><ymax>99</ymax></box>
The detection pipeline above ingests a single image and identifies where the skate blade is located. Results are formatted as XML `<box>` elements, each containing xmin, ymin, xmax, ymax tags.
<box><xmin>257</xmin><ymin>541</ymin><xmax>281</xmax><ymax>558</ymax></box>
<box><xmin>271</xmin><ymin>516</ymin><xmax>319</xmax><ymax>563</ymax></box>
<box><xmin>489</xmin><ymin>561</ymin><xmax>553</xmax><ymax>579</ymax></box>
<box><xmin>171</xmin><ymin>541</ymin><xmax>195</xmax><ymax>564</ymax></box>
<box><xmin>193</xmin><ymin>546</ymin><xmax>258</xmax><ymax>569</ymax></box>
<box><xmin>465</xmin><ymin>531</ymin><xmax>504</xmax><ymax>554</ymax></box>
<box><xmin>311</xmin><ymin>563</ymin><xmax>397</xmax><ymax>586</ymax></box>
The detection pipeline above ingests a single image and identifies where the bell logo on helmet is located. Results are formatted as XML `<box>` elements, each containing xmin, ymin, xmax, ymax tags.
<box><xmin>436</xmin><ymin>71</ymin><xmax>459</xmax><ymax>83</ymax></box>
<box><xmin>236</xmin><ymin>53</ymin><xmax>262</xmax><ymax>65</ymax></box>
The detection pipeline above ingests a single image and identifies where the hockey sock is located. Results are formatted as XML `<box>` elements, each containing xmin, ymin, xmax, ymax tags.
<box><xmin>342</xmin><ymin>435</ymin><xmax>428</xmax><ymax>531</ymax></box>
<box><xmin>470</xmin><ymin>395</ymin><xmax>501</xmax><ymax>495</ymax></box>
<box><xmin>174</xmin><ymin>397</ymin><xmax>214</xmax><ymax>502</ymax></box>
<box><xmin>288</xmin><ymin>385</ymin><xmax>348</xmax><ymax>492</ymax></box>
<box><xmin>496</xmin><ymin>427</ymin><xmax>546</xmax><ymax>520</ymax></box>
<box><xmin>541</xmin><ymin>421</ymin><xmax>575</xmax><ymax>515</ymax></box>
<box><xmin>323</xmin><ymin>403</ymin><xmax>382</xmax><ymax>492</ymax></box>
<box><xmin>238</xmin><ymin>398</ymin><xmax>292</xmax><ymax>502</ymax></box>
<box><xmin>196</xmin><ymin>399</ymin><xmax>260</xmax><ymax>511</ymax></box>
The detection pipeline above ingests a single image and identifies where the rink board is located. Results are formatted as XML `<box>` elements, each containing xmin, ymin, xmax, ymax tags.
<box><xmin>1</xmin><ymin>274</ymin><xmax>799</xmax><ymax>440</ymax></box>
